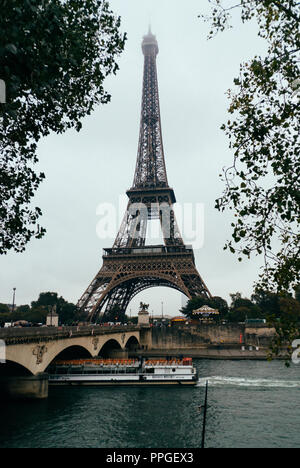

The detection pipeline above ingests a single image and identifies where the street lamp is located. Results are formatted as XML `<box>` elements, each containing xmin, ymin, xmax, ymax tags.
<box><xmin>11</xmin><ymin>288</ymin><xmax>16</xmax><ymax>326</ymax></box>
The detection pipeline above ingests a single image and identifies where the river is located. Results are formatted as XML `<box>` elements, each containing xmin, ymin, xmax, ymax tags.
<box><xmin>0</xmin><ymin>359</ymin><xmax>299</xmax><ymax>448</ymax></box>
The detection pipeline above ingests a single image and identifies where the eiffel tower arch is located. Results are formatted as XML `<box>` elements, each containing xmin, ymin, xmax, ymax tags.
<box><xmin>78</xmin><ymin>28</ymin><xmax>212</xmax><ymax>323</ymax></box>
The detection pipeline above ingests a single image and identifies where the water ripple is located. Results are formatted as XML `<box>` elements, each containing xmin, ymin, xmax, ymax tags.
<box><xmin>197</xmin><ymin>376</ymin><xmax>300</xmax><ymax>388</ymax></box>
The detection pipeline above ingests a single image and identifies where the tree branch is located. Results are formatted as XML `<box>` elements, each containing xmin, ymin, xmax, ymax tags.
<box><xmin>267</xmin><ymin>0</ymin><xmax>300</xmax><ymax>21</ymax></box>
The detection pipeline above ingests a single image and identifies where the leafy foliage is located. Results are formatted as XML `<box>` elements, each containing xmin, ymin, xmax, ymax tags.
<box><xmin>0</xmin><ymin>0</ymin><xmax>126</xmax><ymax>254</ymax></box>
<box><xmin>227</xmin><ymin>292</ymin><xmax>262</xmax><ymax>322</ymax></box>
<box><xmin>202</xmin><ymin>0</ymin><xmax>300</xmax><ymax>293</ymax></box>
<box><xmin>295</xmin><ymin>284</ymin><xmax>300</xmax><ymax>303</ymax></box>
<box><xmin>267</xmin><ymin>296</ymin><xmax>300</xmax><ymax>363</ymax></box>
<box><xmin>0</xmin><ymin>303</ymin><xmax>10</xmax><ymax>314</ymax></box>
<box><xmin>0</xmin><ymin>292</ymin><xmax>79</xmax><ymax>325</ymax></box>
<box><xmin>31</xmin><ymin>291</ymin><xmax>78</xmax><ymax>324</ymax></box>
<box><xmin>180</xmin><ymin>295</ymin><xmax>229</xmax><ymax>319</ymax></box>
<box><xmin>181</xmin><ymin>288</ymin><xmax>300</xmax><ymax>327</ymax></box>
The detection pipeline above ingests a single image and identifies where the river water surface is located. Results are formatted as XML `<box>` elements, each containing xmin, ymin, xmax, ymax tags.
<box><xmin>0</xmin><ymin>359</ymin><xmax>299</xmax><ymax>448</ymax></box>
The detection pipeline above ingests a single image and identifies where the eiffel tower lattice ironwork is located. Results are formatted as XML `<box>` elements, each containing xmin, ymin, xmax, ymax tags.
<box><xmin>78</xmin><ymin>29</ymin><xmax>212</xmax><ymax>322</ymax></box>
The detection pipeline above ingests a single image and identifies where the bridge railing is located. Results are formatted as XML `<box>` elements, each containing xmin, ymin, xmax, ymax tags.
<box><xmin>0</xmin><ymin>325</ymin><xmax>142</xmax><ymax>343</ymax></box>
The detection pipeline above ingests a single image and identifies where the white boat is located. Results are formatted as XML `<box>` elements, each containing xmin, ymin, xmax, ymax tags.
<box><xmin>48</xmin><ymin>357</ymin><xmax>198</xmax><ymax>386</ymax></box>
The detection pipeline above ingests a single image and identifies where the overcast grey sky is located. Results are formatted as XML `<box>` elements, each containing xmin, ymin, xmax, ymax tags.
<box><xmin>0</xmin><ymin>0</ymin><xmax>268</xmax><ymax>316</ymax></box>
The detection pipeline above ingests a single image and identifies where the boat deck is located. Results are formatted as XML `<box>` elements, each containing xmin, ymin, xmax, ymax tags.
<box><xmin>48</xmin><ymin>357</ymin><xmax>197</xmax><ymax>386</ymax></box>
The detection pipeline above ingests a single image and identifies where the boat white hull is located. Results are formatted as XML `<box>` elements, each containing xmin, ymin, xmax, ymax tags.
<box><xmin>49</xmin><ymin>374</ymin><xmax>197</xmax><ymax>386</ymax></box>
<box><xmin>48</xmin><ymin>358</ymin><xmax>198</xmax><ymax>386</ymax></box>
<box><xmin>49</xmin><ymin>380</ymin><xmax>197</xmax><ymax>386</ymax></box>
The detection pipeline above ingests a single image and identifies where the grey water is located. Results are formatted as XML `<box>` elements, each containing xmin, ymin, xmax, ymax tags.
<box><xmin>0</xmin><ymin>360</ymin><xmax>299</xmax><ymax>448</ymax></box>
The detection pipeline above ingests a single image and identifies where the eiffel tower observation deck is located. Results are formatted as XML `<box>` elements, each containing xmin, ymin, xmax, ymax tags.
<box><xmin>77</xmin><ymin>29</ymin><xmax>212</xmax><ymax>322</ymax></box>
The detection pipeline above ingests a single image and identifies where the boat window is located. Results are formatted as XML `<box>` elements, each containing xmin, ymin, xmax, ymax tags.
<box><xmin>72</xmin><ymin>369</ymin><xmax>83</xmax><ymax>374</ymax></box>
<box><xmin>146</xmin><ymin>368</ymin><xmax>155</xmax><ymax>374</ymax></box>
<box><xmin>172</xmin><ymin>368</ymin><xmax>176</xmax><ymax>372</ymax></box>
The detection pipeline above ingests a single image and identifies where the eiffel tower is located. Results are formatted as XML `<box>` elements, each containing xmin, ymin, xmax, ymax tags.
<box><xmin>78</xmin><ymin>28</ymin><xmax>212</xmax><ymax>322</ymax></box>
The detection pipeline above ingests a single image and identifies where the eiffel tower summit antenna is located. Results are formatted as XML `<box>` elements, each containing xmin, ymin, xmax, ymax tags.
<box><xmin>77</xmin><ymin>29</ymin><xmax>212</xmax><ymax>322</ymax></box>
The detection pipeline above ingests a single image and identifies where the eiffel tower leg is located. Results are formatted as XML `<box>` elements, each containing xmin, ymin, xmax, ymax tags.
<box><xmin>101</xmin><ymin>281</ymin><xmax>137</xmax><ymax>321</ymax></box>
<box><xmin>89</xmin><ymin>279</ymin><xmax>141</xmax><ymax>323</ymax></box>
<box><xmin>181</xmin><ymin>273</ymin><xmax>211</xmax><ymax>299</ymax></box>
<box><xmin>77</xmin><ymin>275</ymin><xmax>111</xmax><ymax>318</ymax></box>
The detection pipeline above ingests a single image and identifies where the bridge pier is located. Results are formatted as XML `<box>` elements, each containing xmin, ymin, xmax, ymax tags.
<box><xmin>0</xmin><ymin>373</ymin><xmax>48</xmax><ymax>400</ymax></box>
<box><xmin>139</xmin><ymin>327</ymin><xmax>152</xmax><ymax>351</ymax></box>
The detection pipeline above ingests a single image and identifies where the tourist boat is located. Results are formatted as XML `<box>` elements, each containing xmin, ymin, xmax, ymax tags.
<box><xmin>48</xmin><ymin>357</ymin><xmax>198</xmax><ymax>386</ymax></box>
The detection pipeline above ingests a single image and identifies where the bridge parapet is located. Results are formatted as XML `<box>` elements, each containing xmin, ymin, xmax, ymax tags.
<box><xmin>0</xmin><ymin>325</ymin><xmax>145</xmax><ymax>346</ymax></box>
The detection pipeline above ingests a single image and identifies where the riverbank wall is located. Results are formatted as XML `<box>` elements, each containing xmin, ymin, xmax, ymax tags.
<box><xmin>130</xmin><ymin>323</ymin><xmax>280</xmax><ymax>360</ymax></box>
<box><xmin>151</xmin><ymin>323</ymin><xmax>276</xmax><ymax>349</ymax></box>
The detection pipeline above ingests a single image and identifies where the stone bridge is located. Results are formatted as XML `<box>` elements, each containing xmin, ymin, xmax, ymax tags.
<box><xmin>0</xmin><ymin>325</ymin><xmax>151</xmax><ymax>399</ymax></box>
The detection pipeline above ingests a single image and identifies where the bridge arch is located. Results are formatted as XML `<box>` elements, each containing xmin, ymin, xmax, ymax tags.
<box><xmin>38</xmin><ymin>339</ymin><xmax>93</xmax><ymax>374</ymax></box>
<box><xmin>98</xmin><ymin>339</ymin><xmax>122</xmax><ymax>358</ymax></box>
<box><xmin>105</xmin><ymin>272</ymin><xmax>189</xmax><ymax>296</ymax></box>
<box><xmin>0</xmin><ymin>360</ymin><xmax>33</xmax><ymax>377</ymax></box>
<box><xmin>125</xmin><ymin>335</ymin><xmax>139</xmax><ymax>351</ymax></box>
<box><xmin>87</xmin><ymin>272</ymin><xmax>191</xmax><ymax>322</ymax></box>
<box><xmin>46</xmin><ymin>345</ymin><xmax>92</xmax><ymax>369</ymax></box>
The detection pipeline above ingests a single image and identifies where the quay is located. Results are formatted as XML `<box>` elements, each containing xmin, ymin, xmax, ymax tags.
<box><xmin>131</xmin><ymin>347</ymin><xmax>280</xmax><ymax>360</ymax></box>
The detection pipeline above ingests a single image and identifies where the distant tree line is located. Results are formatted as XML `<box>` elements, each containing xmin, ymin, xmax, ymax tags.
<box><xmin>180</xmin><ymin>287</ymin><xmax>300</xmax><ymax>324</ymax></box>
<box><xmin>1</xmin><ymin>286</ymin><xmax>300</xmax><ymax>331</ymax></box>
<box><xmin>0</xmin><ymin>292</ymin><xmax>138</xmax><ymax>327</ymax></box>
<box><xmin>0</xmin><ymin>292</ymin><xmax>79</xmax><ymax>326</ymax></box>
<box><xmin>180</xmin><ymin>288</ymin><xmax>300</xmax><ymax>361</ymax></box>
